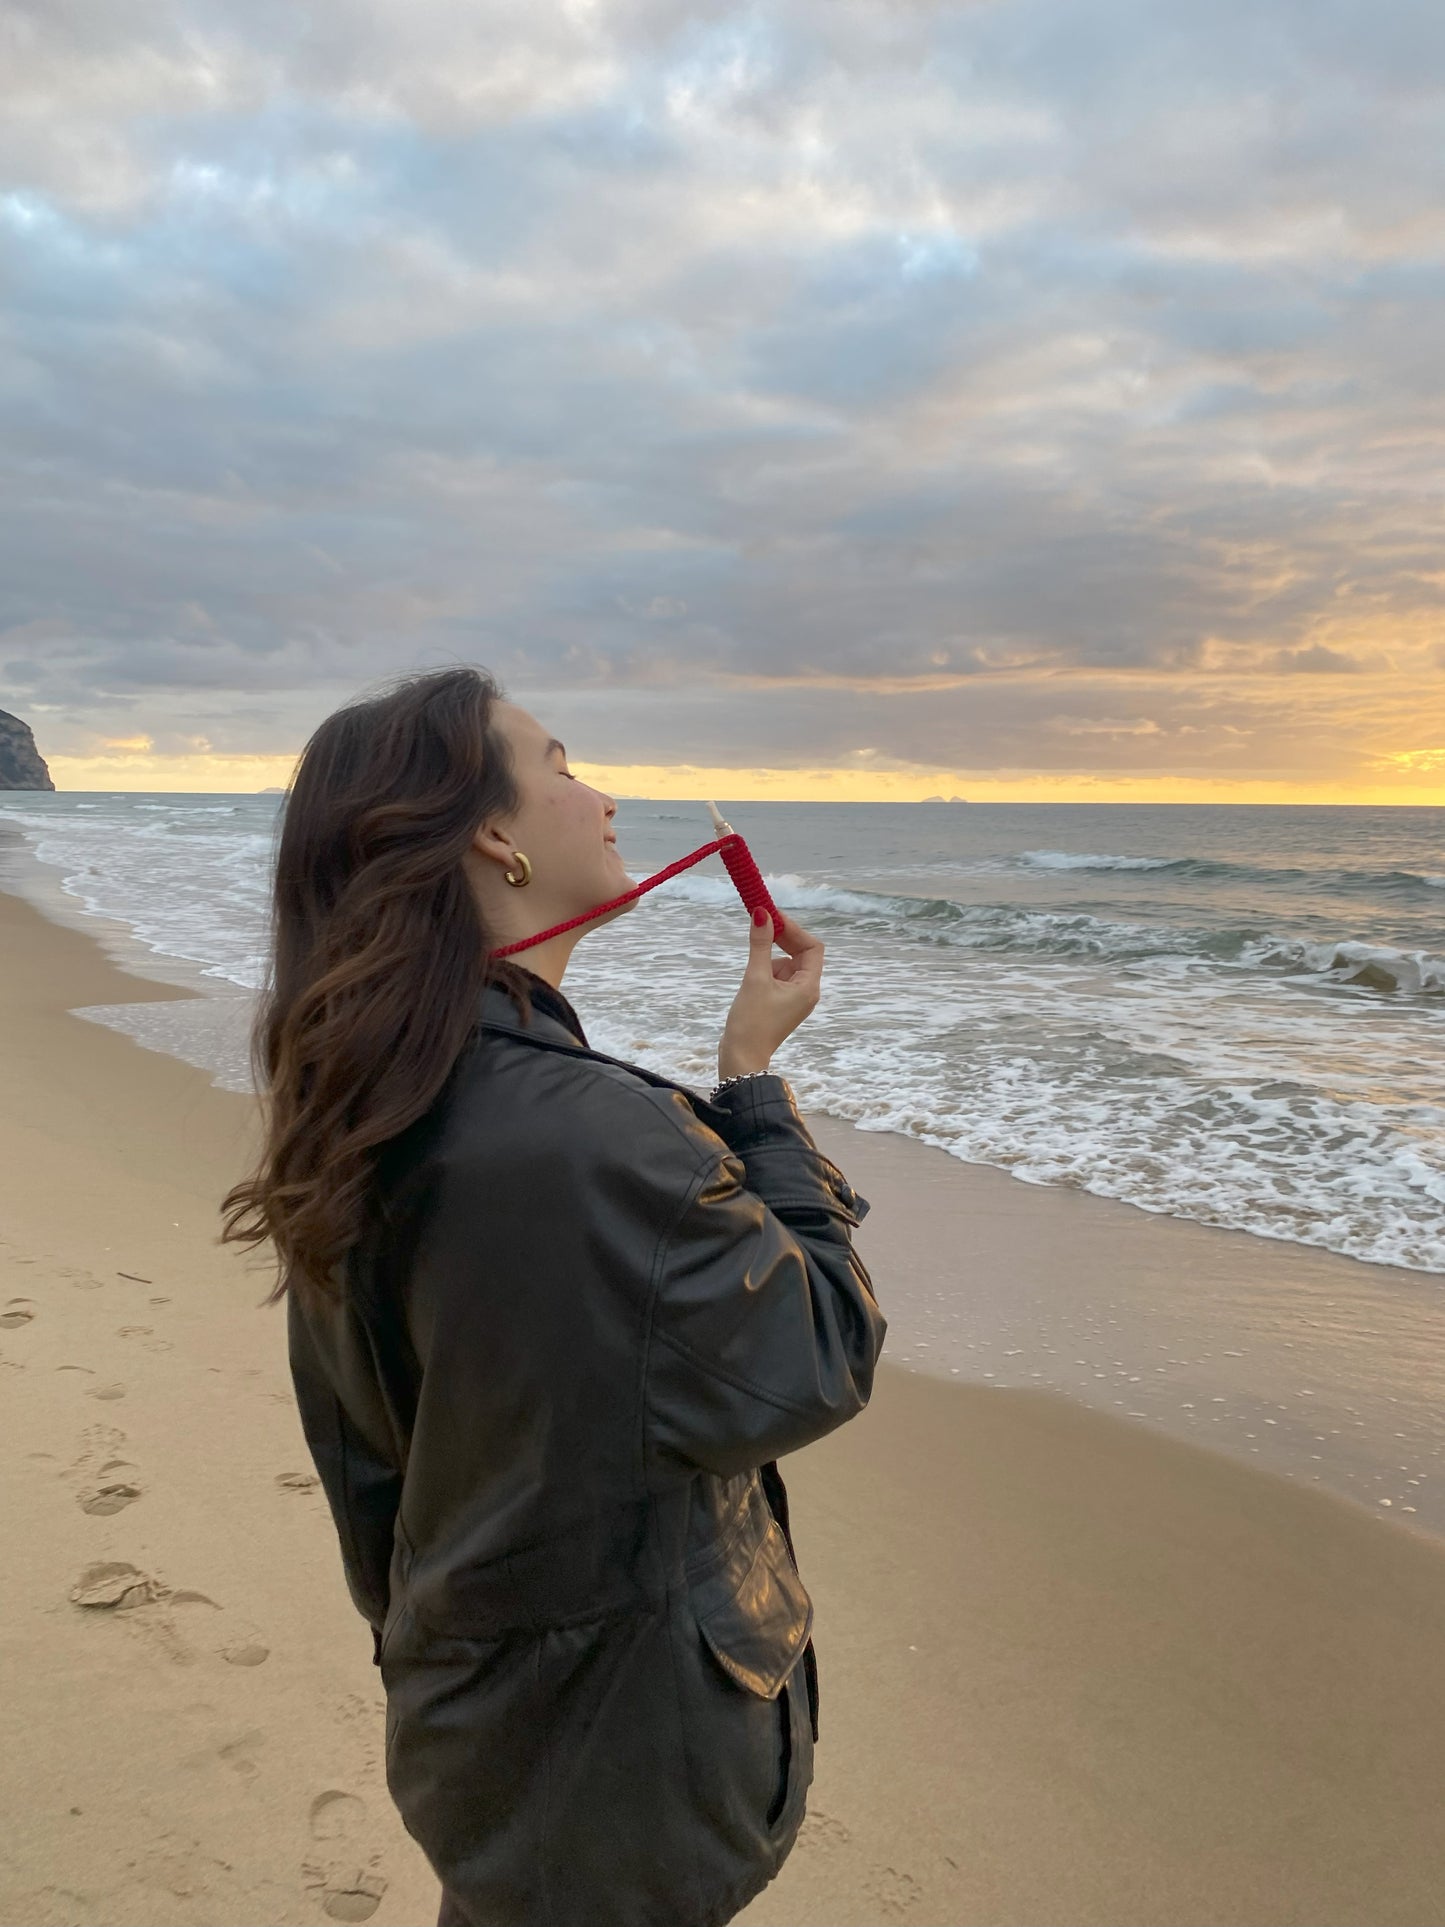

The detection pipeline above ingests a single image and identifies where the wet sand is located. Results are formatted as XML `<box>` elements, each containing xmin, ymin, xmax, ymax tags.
<box><xmin>3</xmin><ymin>879</ymin><xmax>1445</xmax><ymax>1925</ymax></box>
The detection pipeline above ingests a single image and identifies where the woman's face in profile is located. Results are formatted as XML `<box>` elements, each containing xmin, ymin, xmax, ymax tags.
<box><xmin>479</xmin><ymin>701</ymin><xmax>635</xmax><ymax>927</ymax></box>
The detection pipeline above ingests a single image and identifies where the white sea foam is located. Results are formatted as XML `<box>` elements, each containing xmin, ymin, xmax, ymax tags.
<box><xmin>0</xmin><ymin>805</ymin><xmax>273</xmax><ymax>989</ymax></box>
<box><xmin>660</xmin><ymin>864</ymin><xmax>1445</xmax><ymax>993</ymax></box>
<box><xmin>1019</xmin><ymin>849</ymin><xmax>1172</xmax><ymax>871</ymax></box>
<box><xmin>574</xmin><ymin>881</ymin><xmax>1445</xmax><ymax>1276</ymax></box>
<box><xmin>1243</xmin><ymin>935</ymin><xmax>1445</xmax><ymax>997</ymax></box>
<box><xmin>4</xmin><ymin>794</ymin><xmax>1441</xmax><ymax>1275</ymax></box>
<box><xmin>586</xmin><ymin>964</ymin><xmax>1444</xmax><ymax>1275</ymax></box>
<box><xmin>654</xmin><ymin>867</ymin><xmax>906</xmax><ymax>920</ymax></box>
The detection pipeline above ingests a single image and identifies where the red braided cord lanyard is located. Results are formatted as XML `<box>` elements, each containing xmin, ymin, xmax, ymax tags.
<box><xmin>488</xmin><ymin>831</ymin><xmax>782</xmax><ymax>959</ymax></box>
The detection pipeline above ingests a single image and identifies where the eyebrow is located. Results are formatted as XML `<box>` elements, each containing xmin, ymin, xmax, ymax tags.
<box><xmin>544</xmin><ymin>737</ymin><xmax>567</xmax><ymax>759</ymax></box>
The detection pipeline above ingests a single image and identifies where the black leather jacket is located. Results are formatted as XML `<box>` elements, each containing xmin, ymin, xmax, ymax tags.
<box><xmin>286</xmin><ymin>973</ymin><xmax>886</xmax><ymax>1927</ymax></box>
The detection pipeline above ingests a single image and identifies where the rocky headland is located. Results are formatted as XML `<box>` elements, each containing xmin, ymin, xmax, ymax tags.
<box><xmin>0</xmin><ymin>709</ymin><xmax>56</xmax><ymax>790</ymax></box>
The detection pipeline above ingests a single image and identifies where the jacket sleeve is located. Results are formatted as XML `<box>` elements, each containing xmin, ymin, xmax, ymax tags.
<box><xmin>642</xmin><ymin>1071</ymin><xmax>887</xmax><ymax>1481</ymax></box>
<box><xmin>286</xmin><ymin>1282</ymin><xmax>405</xmax><ymax>1665</ymax></box>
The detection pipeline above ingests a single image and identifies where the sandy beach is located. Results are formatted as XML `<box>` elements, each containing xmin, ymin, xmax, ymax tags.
<box><xmin>4</xmin><ymin>876</ymin><xmax>1445</xmax><ymax>1927</ymax></box>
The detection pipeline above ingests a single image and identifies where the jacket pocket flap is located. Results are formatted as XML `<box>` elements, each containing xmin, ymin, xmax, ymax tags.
<box><xmin>696</xmin><ymin>1518</ymin><xmax>813</xmax><ymax>1700</ymax></box>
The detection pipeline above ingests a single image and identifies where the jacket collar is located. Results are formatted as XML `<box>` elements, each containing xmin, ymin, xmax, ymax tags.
<box><xmin>475</xmin><ymin>977</ymin><xmax>732</xmax><ymax>1126</ymax></box>
<box><xmin>477</xmin><ymin>975</ymin><xmax>586</xmax><ymax>1050</ymax></box>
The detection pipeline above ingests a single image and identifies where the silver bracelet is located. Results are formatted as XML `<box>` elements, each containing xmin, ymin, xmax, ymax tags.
<box><xmin>710</xmin><ymin>1069</ymin><xmax>782</xmax><ymax>1101</ymax></box>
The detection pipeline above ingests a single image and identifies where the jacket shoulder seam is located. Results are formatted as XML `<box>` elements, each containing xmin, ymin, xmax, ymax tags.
<box><xmin>468</xmin><ymin>1030</ymin><xmax>721</xmax><ymax>1181</ymax></box>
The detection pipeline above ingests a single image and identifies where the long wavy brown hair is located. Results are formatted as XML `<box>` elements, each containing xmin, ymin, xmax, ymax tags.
<box><xmin>219</xmin><ymin>664</ymin><xmax>537</xmax><ymax>1306</ymax></box>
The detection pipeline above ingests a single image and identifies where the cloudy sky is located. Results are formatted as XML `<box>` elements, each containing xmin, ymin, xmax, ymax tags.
<box><xmin>3</xmin><ymin>0</ymin><xmax>1443</xmax><ymax>799</ymax></box>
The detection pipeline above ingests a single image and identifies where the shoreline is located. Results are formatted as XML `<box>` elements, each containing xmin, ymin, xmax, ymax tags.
<box><xmin>3</xmin><ymin>816</ymin><xmax>1441</xmax><ymax>1543</ymax></box>
<box><xmin>5</xmin><ymin>842</ymin><xmax>1445</xmax><ymax>1920</ymax></box>
<box><xmin>806</xmin><ymin>1111</ymin><xmax>1445</xmax><ymax>1540</ymax></box>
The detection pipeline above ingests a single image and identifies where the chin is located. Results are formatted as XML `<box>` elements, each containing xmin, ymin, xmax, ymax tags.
<box><xmin>598</xmin><ymin>874</ymin><xmax>638</xmax><ymax>917</ymax></box>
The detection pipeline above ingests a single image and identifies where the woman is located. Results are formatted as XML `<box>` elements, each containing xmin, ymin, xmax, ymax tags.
<box><xmin>220</xmin><ymin>665</ymin><xmax>886</xmax><ymax>1927</ymax></box>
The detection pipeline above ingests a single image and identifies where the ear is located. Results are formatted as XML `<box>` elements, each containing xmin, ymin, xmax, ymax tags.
<box><xmin>470</xmin><ymin>822</ymin><xmax>518</xmax><ymax>869</ymax></box>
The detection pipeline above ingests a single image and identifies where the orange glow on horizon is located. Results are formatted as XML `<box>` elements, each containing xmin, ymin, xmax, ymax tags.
<box><xmin>37</xmin><ymin>749</ymin><xmax>1445</xmax><ymax>806</ymax></box>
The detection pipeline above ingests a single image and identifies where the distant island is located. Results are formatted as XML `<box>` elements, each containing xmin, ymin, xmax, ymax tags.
<box><xmin>920</xmin><ymin>794</ymin><xmax>970</xmax><ymax>804</ymax></box>
<box><xmin>257</xmin><ymin>787</ymin><xmax>287</xmax><ymax>794</ymax></box>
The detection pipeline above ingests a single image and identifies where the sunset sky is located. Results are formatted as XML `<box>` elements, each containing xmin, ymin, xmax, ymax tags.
<box><xmin>3</xmin><ymin>0</ymin><xmax>1443</xmax><ymax>801</ymax></box>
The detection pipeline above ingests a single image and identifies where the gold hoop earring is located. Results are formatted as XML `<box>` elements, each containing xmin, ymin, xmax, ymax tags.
<box><xmin>504</xmin><ymin>851</ymin><xmax>533</xmax><ymax>888</ymax></box>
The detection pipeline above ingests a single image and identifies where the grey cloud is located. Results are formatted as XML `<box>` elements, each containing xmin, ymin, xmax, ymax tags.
<box><xmin>524</xmin><ymin>670</ymin><xmax>1395</xmax><ymax>780</ymax></box>
<box><xmin>1</xmin><ymin>0</ymin><xmax>1442</xmax><ymax>781</ymax></box>
<box><xmin>1273</xmin><ymin>645</ymin><xmax>1365</xmax><ymax>674</ymax></box>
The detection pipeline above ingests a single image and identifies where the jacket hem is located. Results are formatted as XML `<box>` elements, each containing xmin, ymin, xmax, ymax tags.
<box><xmin>690</xmin><ymin>1825</ymin><xmax>803</xmax><ymax>1927</ymax></box>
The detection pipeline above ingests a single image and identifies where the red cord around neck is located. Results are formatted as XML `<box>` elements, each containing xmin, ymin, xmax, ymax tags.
<box><xmin>488</xmin><ymin>831</ymin><xmax>782</xmax><ymax>958</ymax></box>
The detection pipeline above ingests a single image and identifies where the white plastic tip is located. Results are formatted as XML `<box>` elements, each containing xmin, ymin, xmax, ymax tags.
<box><xmin>705</xmin><ymin>799</ymin><xmax>733</xmax><ymax>835</ymax></box>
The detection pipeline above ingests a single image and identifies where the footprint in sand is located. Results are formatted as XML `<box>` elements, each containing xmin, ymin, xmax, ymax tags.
<box><xmin>142</xmin><ymin>1588</ymin><xmax>225</xmax><ymax>1668</ymax></box>
<box><xmin>79</xmin><ymin>1458</ymin><xmax>144</xmax><ymax>1516</ymax></box>
<box><xmin>218</xmin><ymin>1728</ymin><xmax>265</xmax><ymax>1781</ymax></box>
<box><xmin>303</xmin><ymin>1790</ymin><xmax>389</xmax><ymax>1922</ymax></box>
<box><xmin>67</xmin><ymin>1422</ymin><xmax>128</xmax><ymax>1479</ymax></box>
<box><xmin>222</xmin><ymin>1641</ymin><xmax>271</xmax><ymax>1667</ymax></box>
<box><xmin>277</xmin><ymin>1471</ymin><xmax>320</xmax><ymax>1493</ymax></box>
<box><xmin>798</xmin><ymin>1807</ymin><xmax>853</xmax><ymax>1854</ymax></box>
<box><xmin>176</xmin><ymin>1600</ymin><xmax>272</xmax><ymax>1669</ymax></box>
<box><xmin>86</xmin><ymin>1383</ymin><xmax>127</xmax><ymax>1401</ymax></box>
<box><xmin>862</xmin><ymin>1866</ymin><xmax>924</xmax><ymax>1917</ymax></box>
<box><xmin>0</xmin><ymin>1298</ymin><xmax>35</xmax><ymax>1328</ymax></box>
<box><xmin>69</xmin><ymin>1561</ymin><xmax>164</xmax><ymax>1610</ymax></box>
<box><xmin>66</xmin><ymin>1537</ymin><xmax>265</xmax><ymax>1671</ymax></box>
<box><xmin>309</xmin><ymin>1791</ymin><xmax>367</xmax><ymax>1840</ymax></box>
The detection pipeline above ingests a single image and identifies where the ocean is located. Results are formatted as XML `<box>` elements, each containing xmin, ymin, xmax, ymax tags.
<box><xmin>4</xmin><ymin>790</ymin><xmax>1444</xmax><ymax>1534</ymax></box>
<box><xmin>3</xmin><ymin>792</ymin><xmax>1440</xmax><ymax>1275</ymax></box>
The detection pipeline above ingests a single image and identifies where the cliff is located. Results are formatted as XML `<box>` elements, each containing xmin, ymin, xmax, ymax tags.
<box><xmin>0</xmin><ymin>709</ymin><xmax>56</xmax><ymax>790</ymax></box>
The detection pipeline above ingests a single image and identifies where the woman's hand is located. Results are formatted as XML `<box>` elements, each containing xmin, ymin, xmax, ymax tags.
<box><xmin>717</xmin><ymin>908</ymin><xmax>825</xmax><ymax>1080</ymax></box>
